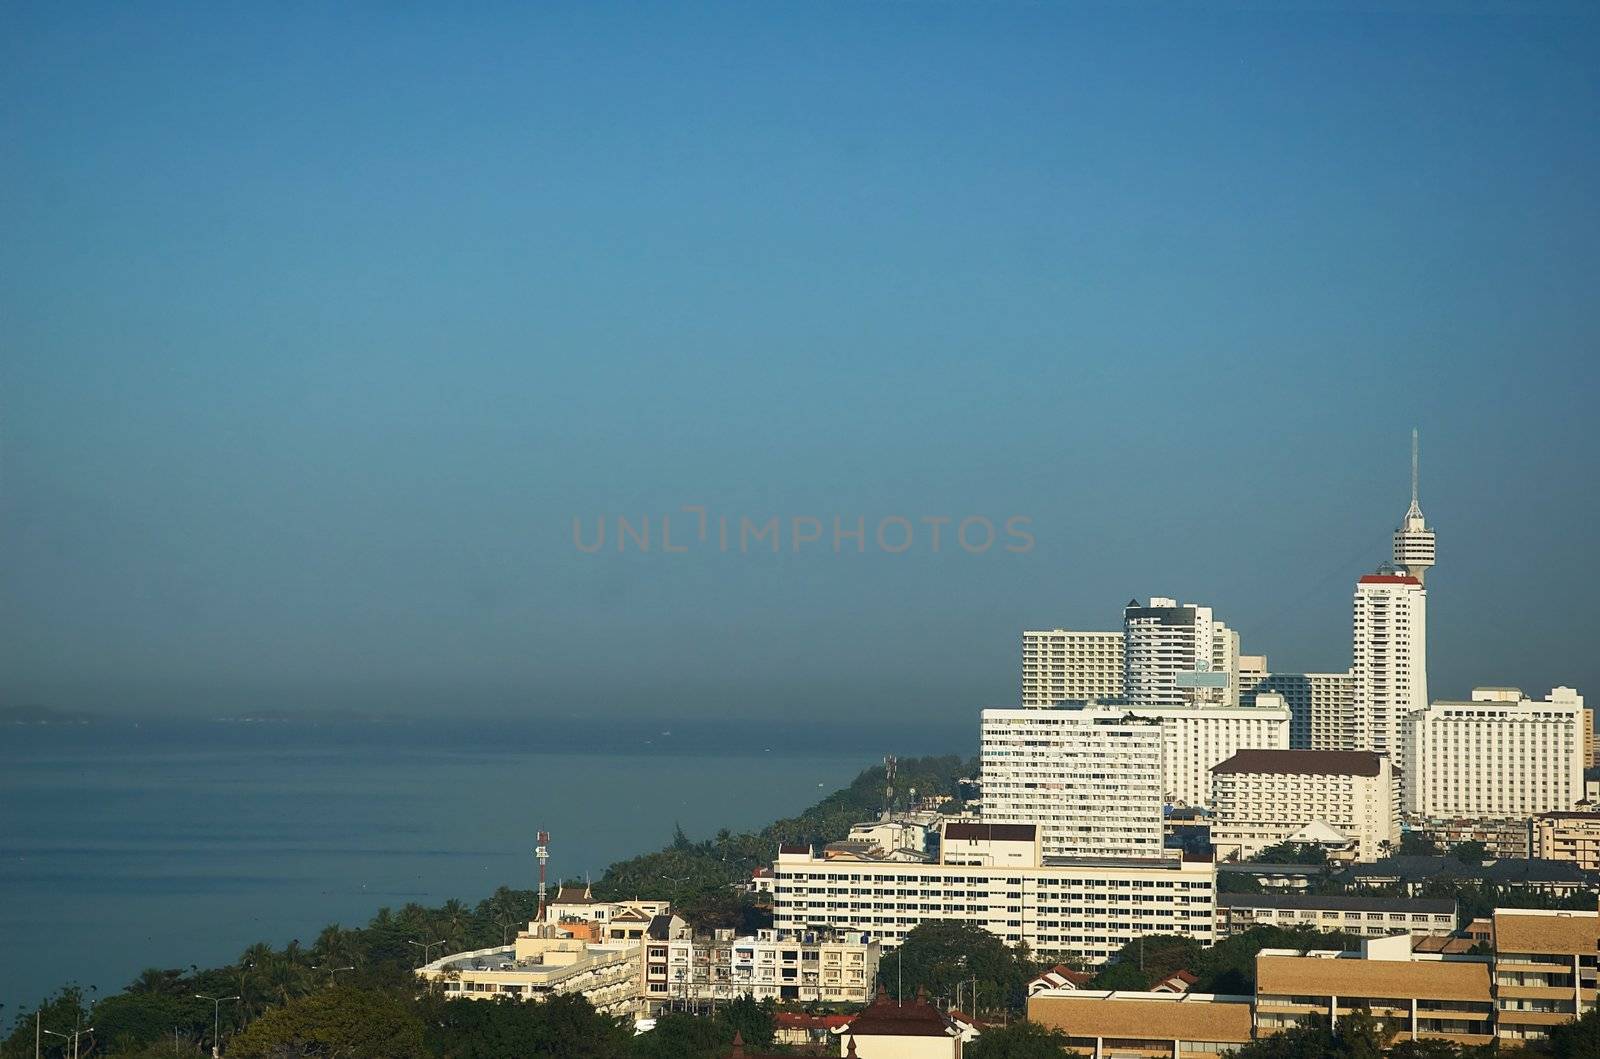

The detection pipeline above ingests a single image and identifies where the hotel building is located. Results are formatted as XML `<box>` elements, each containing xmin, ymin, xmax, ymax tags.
<box><xmin>1351</xmin><ymin>572</ymin><xmax>1428</xmax><ymax>762</ymax></box>
<box><xmin>772</xmin><ymin>821</ymin><xmax>1217</xmax><ymax>965</ymax></box>
<box><xmin>1211</xmin><ymin>749</ymin><xmax>1400</xmax><ymax>862</ymax></box>
<box><xmin>1021</xmin><ymin>629</ymin><xmax>1124</xmax><ymax>706</ymax></box>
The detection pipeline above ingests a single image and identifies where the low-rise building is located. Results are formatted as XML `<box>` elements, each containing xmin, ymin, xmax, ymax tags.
<box><xmin>1342</xmin><ymin>855</ymin><xmax>1599</xmax><ymax>898</ymax></box>
<box><xmin>1533</xmin><ymin>811</ymin><xmax>1600</xmax><ymax>871</ymax></box>
<box><xmin>641</xmin><ymin>927</ymin><xmax>879</xmax><ymax>1010</ymax></box>
<box><xmin>1214</xmin><ymin>861</ymin><xmax>1331</xmax><ymax>892</ymax></box>
<box><xmin>773</xmin><ymin>821</ymin><xmax>1217</xmax><ymax>965</ymax></box>
<box><xmin>417</xmin><ymin>921</ymin><xmax>642</xmax><ymax>1016</ymax></box>
<box><xmin>839</xmin><ymin>989</ymin><xmax>965</xmax><ymax>1059</ymax></box>
<box><xmin>1215</xmin><ymin>893</ymin><xmax>1456</xmax><ymax>940</ymax></box>
<box><xmin>1490</xmin><ymin>907</ymin><xmax>1600</xmax><ymax>1045</ymax></box>
<box><xmin>1254</xmin><ymin>934</ymin><xmax>1495</xmax><ymax>1047</ymax></box>
<box><xmin>1406</xmin><ymin>817</ymin><xmax>1532</xmax><ymax>860</ymax></box>
<box><xmin>1211</xmin><ymin>750</ymin><xmax>1399</xmax><ymax>862</ymax></box>
<box><xmin>1028</xmin><ymin>990</ymin><xmax>1254</xmax><ymax>1059</ymax></box>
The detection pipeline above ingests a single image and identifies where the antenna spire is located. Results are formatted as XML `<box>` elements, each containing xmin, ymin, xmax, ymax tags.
<box><xmin>1411</xmin><ymin>428</ymin><xmax>1420</xmax><ymax>508</ymax></box>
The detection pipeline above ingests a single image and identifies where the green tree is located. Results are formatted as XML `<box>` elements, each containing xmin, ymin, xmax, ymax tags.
<box><xmin>1091</xmin><ymin>935</ymin><xmax>1202</xmax><ymax>990</ymax></box>
<box><xmin>715</xmin><ymin>995</ymin><xmax>775</xmax><ymax>1048</ymax></box>
<box><xmin>421</xmin><ymin>994</ymin><xmax>629</xmax><ymax>1059</ymax></box>
<box><xmin>628</xmin><ymin>1012</ymin><xmax>731</xmax><ymax>1059</ymax></box>
<box><xmin>1448</xmin><ymin>841</ymin><xmax>1488</xmax><ymax>865</ymax></box>
<box><xmin>885</xmin><ymin>921</ymin><xmax>1038</xmax><ymax>1015</ymax></box>
<box><xmin>1250</xmin><ymin>842</ymin><xmax>1328</xmax><ymax>865</ymax></box>
<box><xmin>227</xmin><ymin>986</ymin><xmax>426</xmax><ymax>1058</ymax></box>
<box><xmin>965</xmin><ymin>1021</ymin><xmax>1084</xmax><ymax>1058</ymax></box>
<box><xmin>1548</xmin><ymin>1005</ymin><xmax>1600</xmax><ymax>1059</ymax></box>
<box><xmin>1398</xmin><ymin>832</ymin><xmax>1439</xmax><ymax>857</ymax></box>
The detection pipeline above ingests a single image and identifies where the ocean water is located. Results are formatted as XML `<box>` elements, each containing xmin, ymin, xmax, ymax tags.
<box><xmin>0</xmin><ymin>718</ymin><xmax>965</xmax><ymax>1012</ymax></box>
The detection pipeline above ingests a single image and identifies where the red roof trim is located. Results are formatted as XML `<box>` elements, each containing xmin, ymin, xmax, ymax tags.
<box><xmin>1359</xmin><ymin>574</ymin><xmax>1420</xmax><ymax>584</ymax></box>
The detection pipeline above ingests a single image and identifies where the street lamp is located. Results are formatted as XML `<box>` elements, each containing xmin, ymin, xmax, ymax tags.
<box><xmin>194</xmin><ymin>995</ymin><xmax>239</xmax><ymax>1059</ymax></box>
<box><xmin>310</xmin><ymin>965</ymin><xmax>355</xmax><ymax>988</ymax></box>
<box><xmin>41</xmin><ymin>1025</ymin><xmax>93</xmax><ymax>1059</ymax></box>
<box><xmin>407</xmin><ymin>939</ymin><xmax>447</xmax><ymax>968</ymax></box>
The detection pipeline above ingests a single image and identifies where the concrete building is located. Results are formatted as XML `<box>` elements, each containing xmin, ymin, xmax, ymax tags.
<box><xmin>1215</xmin><ymin>893</ymin><xmax>1457</xmax><ymax>940</ymax></box>
<box><xmin>1351</xmin><ymin>572</ymin><xmax>1428</xmax><ymax>761</ymax></box>
<box><xmin>980</xmin><ymin>706</ymin><xmax>1164</xmax><ymax>858</ymax></box>
<box><xmin>840</xmin><ymin>990</ymin><xmax>965</xmax><ymax>1059</ymax></box>
<box><xmin>1407</xmin><ymin>817</ymin><xmax>1532</xmax><ymax>861</ymax></box>
<box><xmin>1124</xmin><ymin>598</ymin><xmax>1221</xmax><ymax>709</ymax></box>
<box><xmin>1236</xmin><ymin>654</ymin><xmax>1269</xmax><ymax>708</ymax></box>
<box><xmin>1491</xmin><ymin>907</ymin><xmax>1600</xmax><ymax>1045</ymax></box>
<box><xmin>772</xmin><ymin>821</ymin><xmax>1218</xmax><ymax>966</ymax></box>
<box><xmin>1021</xmin><ymin>629</ymin><xmax>1124</xmax><ymax>707</ymax></box>
<box><xmin>1254</xmin><ymin>935</ymin><xmax>1493</xmax><ymax>1047</ymax></box>
<box><xmin>1258</xmin><ymin>671</ymin><xmax>1356</xmax><ymax>751</ymax></box>
<box><xmin>418</xmin><ymin>922</ymin><xmax>643</xmax><ymax>1016</ymax></box>
<box><xmin>1533</xmin><ymin>811</ymin><xmax>1600</xmax><ymax>871</ymax></box>
<box><xmin>1404</xmin><ymin>687</ymin><xmax>1586</xmax><ymax>819</ymax></box>
<box><xmin>1211</xmin><ymin>750</ymin><xmax>1399</xmax><ymax>862</ymax></box>
<box><xmin>1028</xmin><ymin>990</ymin><xmax>1254</xmax><ymax>1059</ymax></box>
<box><xmin>1123</xmin><ymin>698</ymin><xmax>1292</xmax><ymax>809</ymax></box>
<box><xmin>642</xmin><ymin>927</ymin><xmax>878</xmax><ymax>1010</ymax></box>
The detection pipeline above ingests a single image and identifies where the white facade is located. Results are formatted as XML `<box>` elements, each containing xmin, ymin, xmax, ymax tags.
<box><xmin>1393</xmin><ymin>429</ymin><xmax>1436</xmax><ymax>586</ymax></box>
<box><xmin>1124</xmin><ymin>598</ymin><xmax>1219</xmax><ymax>708</ymax></box>
<box><xmin>1123</xmin><ymin>698</ymin><xmax>1293</xmax><ymax>808</ymax></box>
<box><xmin>1237</xmin><ymin>654</ymin><xmax>1269</xmax><ymax>708</ymax></box>
<box><xmin>980</xmin><ymin>706</ymin><xmax>1164</xmax><ymax>858</ymax></box>
<box><xmin>1021</xmin><ymin>629</ymin><xmax>1124</xmax><ymax>706</ymax></box>
<box><xmin>419</xmin><ymin>926</ymin><xmax>642</xmax><ymax>1016</ymax></box>
<box><xmin>1404</xmin><ymin>687</ymin><xmax>1586</xmax><ymax>818</ymax></box>
<box><xmin>1211</xmin><ymin>749</ymin><xmax>1400</xmax><ymax>862</ymax></box>
<box><xmin>772</xmin><ymin>824</ymin><xmax>1217</xmax><ymax>965</ymax></box>
<box><xmin>641</xmin><ymin>928</ymin><xmax>878</xmax><ymax>1008</ymax></box>
<box><xmin>1352</xmin><ymin>573</ymin><xmax>1428</xmax><ymax>760</ymax></box>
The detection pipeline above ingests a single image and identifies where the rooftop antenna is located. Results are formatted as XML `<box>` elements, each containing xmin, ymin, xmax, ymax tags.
<box><xmin>883</xmin><ymin>755</ymin><xmax>897</xmax><ymax>819</ymax></box>
<box><xmin>535</xmin><ymin>830</ymin><xmax>550</xmax><ymax>922</ymax></box>
<box><xmin>1411</xmin><ymin>427</ymin><xmax>1420</xmax><ymax>510</ymax></box>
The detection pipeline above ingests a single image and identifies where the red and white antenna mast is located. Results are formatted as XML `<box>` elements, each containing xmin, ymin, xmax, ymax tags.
<box><xmin>535</xmin><ymin>830</ymin><xmax>551</xmax><ymax>922</ymax></box>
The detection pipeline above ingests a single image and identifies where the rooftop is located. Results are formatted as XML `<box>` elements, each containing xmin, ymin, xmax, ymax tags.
<box><xmin>1218</xmin><ymin>893</ymin><xmax>1455</xmax><ymax>914</ymax></box>
<box><xmin>1212</xmin><ymin>749</ymin><xmax>1384</xmax><ymax>777</ymax></box>
<box><xmin>944</xmin><ymin>822</ymin><xmax>1037</xmax><ymax>842</ymax></box>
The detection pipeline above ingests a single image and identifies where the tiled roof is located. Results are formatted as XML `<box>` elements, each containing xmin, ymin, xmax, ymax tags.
<box><xmin>1212</xmin><ymin>749</ymin><xmax>1383</xmax><ymax>777</ymax></box>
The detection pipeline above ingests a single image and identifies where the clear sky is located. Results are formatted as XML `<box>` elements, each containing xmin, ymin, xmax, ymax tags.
<box><xmin>3</xmin><ymin>2</ymin><xmax>1596</xmax><ymax>723</ymax></box>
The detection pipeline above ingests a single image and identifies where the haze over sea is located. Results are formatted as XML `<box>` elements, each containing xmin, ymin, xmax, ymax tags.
<box><xmin>0</xmin><ymin>716</ymin><xmax>969</xmax><ymax>1012</ymax></box>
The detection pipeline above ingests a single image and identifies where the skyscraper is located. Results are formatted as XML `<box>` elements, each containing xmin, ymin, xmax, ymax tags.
<box><xmin>1124</xmin><ymin>598</ymin><xmax>1221</xmax><ymax>708</ymax></box>
<box><xmin>1351</xmin><ymin>571</ymin><xmax>1427</xmax><ymax>758</ymax></box>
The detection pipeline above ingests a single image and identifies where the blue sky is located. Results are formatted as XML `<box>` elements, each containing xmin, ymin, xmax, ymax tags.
<box><xmin>3</xmin><ymin>2</ymin><xmax>1596</xmax><ymax>722</ymax></box>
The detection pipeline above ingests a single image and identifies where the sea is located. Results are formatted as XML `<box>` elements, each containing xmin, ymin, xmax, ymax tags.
<box><xmin>0</xmin><ymin>716</ymin><xmax>969</xmax><ymax>1013</ymax></box>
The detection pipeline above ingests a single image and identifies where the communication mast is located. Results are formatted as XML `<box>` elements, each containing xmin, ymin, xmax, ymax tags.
<box><xmin>535</xmin><ymin>830</ymin><xmax>551</xmax><ymax>922</ymax></box>
<box><xmin>883</xmin><ymin>755</ymin><xmax>897</xmax><ymax>818</ymax></box>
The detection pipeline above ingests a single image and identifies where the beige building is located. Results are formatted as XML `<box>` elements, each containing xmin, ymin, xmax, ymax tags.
<box><xmin>1534</xmin><ymin>811</ymin><xmax>1600</xmax><ymax>871</ymax></box>
<box><xmin>1029</xmin><ymin>990</ymin><xmax>1254</xmax><ymax>1059</ymax></box>
<box><xmin>417</xmin><ymin>922</ymin><xmax>642</xmax><ymax>1016</ymax></box>
<box><xmin>1491</xmin><ymin>907</ymin><xmax>1600</xmax><ymax>1045</ymax></box>
<box><xmin>773</xmin><ymin>821</ymin><xmax>1217</xmax><ymax>965</ymax></box>
<box><xmin>1211</xmin><ymin>749</ymin><xmax>1399</xmax><ymax>862</ymax></box>
<box><xmin>840</xmin><ymin>990</ymin><xmax>964</xmax><ymax>1059</ymax></box>
<box><xmin>1127</xmin><ymin>697</ymin><xmax>1293</xmax><ymax>809</ymax></box>
<box><xmin>1021</xmin><ymin>629</ymin><xmax>1124</xmax><ymax>707</ymax></box>
<box><xmin>1254</xmin><ymin>935</ymin><xmax>1494</xmax><ymax>1047</ymax></box>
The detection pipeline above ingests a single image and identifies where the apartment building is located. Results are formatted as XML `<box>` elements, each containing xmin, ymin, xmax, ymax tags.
<box><xmin>1408</xmin><ymin>817</ymin><xmax>1533</xmax><ymax>861</ymax></box>
<box><xmin>980</xmin><ymin>706</ymin><xmax>1165</xmax><ymax>858</ymax></box>
<box><xmin>1491</xmin><ymin>908</ymin><xmax>1600</xmax><ymax>1044</ymax></box>
<box><xmin>1533</xmin><ymin>811</ymin><xmax>1600</xmax><ymax>872</ymax></box>
<box><xmin>1351</xmin><ymin>571</ymin><xmax>1429</xmax><ymax>763</ymax></box>
<box><xmin>771</xmin><ymin>822</ymin><xmax>1217</xmax><ymax>965</ymax></box>
<box><xmin>1124</xmin><ymin>598</ymin><xmax>1221</xmax><ymax>709</ymax></box>
<box><xmin>641</xmin><ymin>928</ymin><xmax>878</xmax><ymax>1010</ymax></box>
<box><xmin>1215</xmin><ymin>893</ymin><xmax>1457</xmax><ymax>940</ymax></box>
<box><xmin>1211</xmin><ymin>749</ymin><xmax>1399</xmax><ymax>862</ymax></box>
<box><xmin>1404</xmin><ymin>687</ymin><xmax>1586</xmax><ymax>818</ymax></box>
<box><xmin>1258</xmin><ymin>671</ymin><xmax>1356</xmax><ymax>751</ymax></box>
<box><xmin>1021</xmin><ymin>629</ymin><xmax>1124</xmax><ymax>706</ymax></box>
<box><xmin>1236</xmin><ymin>654</ymin><xmax>1269</xmax><ymax>708</ymax></box>
<box><xmin>1126</xmin><ymin>697</ymin><xmax>1292</xmax><ymax>808</ymax></box>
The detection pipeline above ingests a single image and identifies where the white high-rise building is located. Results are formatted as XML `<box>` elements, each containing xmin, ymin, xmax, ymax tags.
<box><xmin>1124</xmin><ymin>598</ymin><xmax>1220</xmax><ymax>708</ymax></box>
<box><xmin>1212</xmin><ymin>623</ymin><xmax>1242</xmax><ymax>707</ymax></box>
<box><xmin>1351</xmin><ymin>572</ymin><xmax>1427</xmax><ymax>760</ymax></box>
<box><xmin>1124</xmin><ymin>695</ymin><xmax>1293</xmax><ymax>808</ymax></box>
<box><xmin>1236</xmin><ymin>654</ymin><xmax>1269</xmax><ymax>708</ymax></box>
<box><xmin>980</xmin><ymin>706</ymin><xmax>1164</xmax><ymax>858</ymax></box>
<box><xmin>1021</xmin><ymin>629</ymin><xmax>1124</xmax><ymax>706</ymax></box>
<box><xmin>1404</xmin><ymin>687</ymin><xmax>1586</xmax><ymax>818</ymax></box>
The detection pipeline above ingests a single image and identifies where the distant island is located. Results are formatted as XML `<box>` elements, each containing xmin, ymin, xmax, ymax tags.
<box><xmin>0</xmin><ymin>704</ymin><xmax>97</xmax><ymax>725</ymax></box>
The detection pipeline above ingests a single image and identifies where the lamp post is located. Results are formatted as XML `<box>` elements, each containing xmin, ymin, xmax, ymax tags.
<box><xmin>407</xmin><ymin>939</ymin><xmax>447</xmax><ymax>968</ymax></box>
<box><xmin>41</xmin><ymin>1026</ymin><xmax>92</xmax><ymax>1059</ymax></box>
<box><xmin>194</xmin><ymin>995</ymin><xmax>239</xmax><ymax>1058</ymax></box>
<box><xmin>310</xmin><ymin>965</ymin><xmax>355</xmax><ymax>988</ymax></box>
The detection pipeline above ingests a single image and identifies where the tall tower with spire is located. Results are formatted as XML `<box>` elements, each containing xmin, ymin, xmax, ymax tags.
<box><xmin>1393</xmin><ymin>428</ymin><xmax>1436</xmax><ymax>584</ymax></box>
